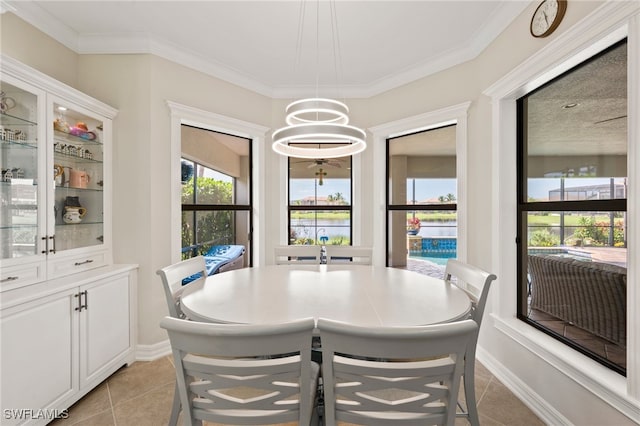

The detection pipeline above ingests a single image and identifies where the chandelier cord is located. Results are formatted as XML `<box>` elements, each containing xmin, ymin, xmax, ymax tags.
<box><xmin>294</xmin><ymin>0</ymin><xmax>305</xmax><ymax>74</ymax></box>
<box><xmin>315</xmin><ymin>0</ymin><xmax>320</xmax><ymax>101</ymax></box>
<box><xmin>271</xmin><ymin>0</ymin><xmax>366</xmax><ymax>159</ymax></box>
<box><xmin>329</xmin><ymin>0</ymin><xmax>344</xmax><ymax>103</ymax></box>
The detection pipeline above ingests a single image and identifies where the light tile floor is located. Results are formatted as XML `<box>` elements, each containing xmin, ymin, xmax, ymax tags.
<box><xmin>51</xmin><ymin>355</ymin><xmax>544</xmax><ymax>426</ymax></box>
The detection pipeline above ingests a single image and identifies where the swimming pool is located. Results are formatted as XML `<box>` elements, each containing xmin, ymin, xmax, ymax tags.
<box><xmin>409</xmin><ymin>252</ymin><xmax>456</xmax><ymax>266</ymax></box>
<box><xmin>408</xmin><ymin>237</ymin><xmax>457</xmax><ymax>265</ymax></box>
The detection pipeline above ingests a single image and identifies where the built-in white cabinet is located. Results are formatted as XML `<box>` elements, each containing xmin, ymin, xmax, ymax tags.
<box><xmin>1</xmin><ymin>266</ymin><xmax>137</xmax><ymax>426</ymax></box>
<box><xmin>0</xmin><ymin>56</ymin><xmax>137</xmax><ymax>425</ymax></box>
<box><xmin>1</xmin><ymin>54</ymin><xmax>115</xmax><ymax>290</ymax></box>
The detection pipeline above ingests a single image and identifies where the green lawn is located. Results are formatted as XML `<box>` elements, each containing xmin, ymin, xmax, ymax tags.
<box><xmin>291</xmin><ymin>211</ymin><xmax>458</xmax><ymax>221</ymax></box>
<box><xmin>291</xmin><ymin>212</ymin><xmax>351</xmax><ymax>220</ymax></box>
<box><xmin>528</xmin><ymin>213</ymin><xmax>619</xmax><ymax>226</ymax></box>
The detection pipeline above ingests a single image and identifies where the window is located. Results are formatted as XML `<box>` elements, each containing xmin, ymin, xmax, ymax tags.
<box><xmin>517</xmin><ymin>40</ymin><xmax>627</xmax><ymax>375</ymax></box>
<box><xmin>181</xmin><ymin>126</ymin><xmax>252</xmax><ymax>263</ymax></box>
<box><xmin>387</xmin><ymin>125</ymin><xmax>457</xmax><ymax>278</ymax></box>
<box><xmin>288</xmin><ymin>145</ymin><xmax>352</xmax><ymax>246</ymax></box>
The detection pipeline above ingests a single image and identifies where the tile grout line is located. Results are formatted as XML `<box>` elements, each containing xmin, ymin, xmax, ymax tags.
<box><xmin>476</xmin><ymin>376</ymin><xmax>508</xmax><ymax>426</ymax></box>
<box><xmin>106</xmin><ymin>381</ymin><xmax>117</xmax><ymax>426</ymax></box>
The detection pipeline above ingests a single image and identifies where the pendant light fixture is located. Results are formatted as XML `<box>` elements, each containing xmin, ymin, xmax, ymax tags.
<box><xmin>272</xmin><ymin>1</ymin><xmax>366</xmax><ymax>159</ymax></box>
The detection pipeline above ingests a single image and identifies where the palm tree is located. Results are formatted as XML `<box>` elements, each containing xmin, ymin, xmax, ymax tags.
<box><xmin>333</xmin><ymin>192</ymin><xmax>345</xmax><ymax>204</ymax></box>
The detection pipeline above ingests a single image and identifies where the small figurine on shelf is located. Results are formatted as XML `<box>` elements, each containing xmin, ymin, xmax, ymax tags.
<box><xmin>53</xmin><ymin>117</ymin><xmax>70</xmax><ymax>133</ymax></box>
<box><xmin>0</xmin><ymin>91</ymin><xmax>16</xmax><ymax>113</ymax></box>
<box><xmin>63</xmin><ymin>196</ymin><xmax>87</xmax><ymax>224</ymax></box>
<box><xmin>14</xmin><ymin>130</ymin><xmax>26</xmax><ymax>142</ymax></box>
<box><xmin>2</xmin><ymin>169</ymin><xmax>13</xmax><ymax>182</ymax></box>
<box><xmin>11</xmin><ymin>168</ymin><xmax>24</xmax><ymax>179</ymax></box>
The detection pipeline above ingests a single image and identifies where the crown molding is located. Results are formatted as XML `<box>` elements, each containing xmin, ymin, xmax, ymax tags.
<box><xmin>7</xmin><ymin>0</ymin><xmax>78</xmax><ymax>51</ymax></box>
<box><xmin>8</xmin><ymin>0</ymin><xmax>529</xmax><ymax>99</ymax></box>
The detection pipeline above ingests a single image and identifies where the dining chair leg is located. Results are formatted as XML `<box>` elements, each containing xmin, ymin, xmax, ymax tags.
<box><xmin>463</xmin><ymin>353</ymin><xmax>480</xmax><ymax>426</ymax></box>
<box><xmin>169</xmin><ymin>381</ymin><xmax>180</xmax><ymax>426</ymax></box>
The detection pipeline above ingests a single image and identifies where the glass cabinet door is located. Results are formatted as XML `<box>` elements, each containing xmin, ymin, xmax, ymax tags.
<box><xmin>0</xmin><ymin>80</ymin><xmax>41</xmax><ymax>260</ymax></box>
<box><xmin>51</xmin><ymin>102</ymin><xmax>104</xmax><ymax>253</ymax></box>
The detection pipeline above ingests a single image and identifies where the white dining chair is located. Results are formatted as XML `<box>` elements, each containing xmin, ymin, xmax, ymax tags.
<box><xmin>318</xmin><ymin>317</ymin><xmax>477</xmax><ymax>426</ymax></box>
<box><xmin>160</xmin><ymin>316</ymin><xmax>320</xmax><ymax>426</ymax></box>
<box><xmin>274</xmin><ymin>245</ymin><xmax>321</xmax><ymax>265</ymax></box>
<box><xmin>444</xmin><ymin>259</ymin><xmax>497</xmax><ymax>426</ymax></box>
<box><xmin>157</xmin><ymin>256</ymin><xmax>207</xmax><ymax>319</ymax></box>
<box><xmin>325</xmin><ymin>245</ymin><xmax>372</xmax><ymax>265</ymax></box>
<box><xmin>156</xmin><ymin>256</ymin><xmax>207</xmax><ymax>425</ymax></box>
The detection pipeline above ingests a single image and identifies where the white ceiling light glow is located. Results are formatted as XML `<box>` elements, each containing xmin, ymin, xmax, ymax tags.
<box><xmin>272</xmin><ymin>1</ymin><xmax>366</xmax><ymax>159</ymax></box>
<box><xmin>272</xmin><ymin>98</ymin><xmax>366</xmax><ymax>158</ymax></box>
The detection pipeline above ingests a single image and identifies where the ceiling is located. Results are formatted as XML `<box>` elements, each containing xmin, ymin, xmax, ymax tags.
<box><xmin>6</xmin><ymin>1</ymin><xmax>627</xmax><ymax>161</ymax></box>
<box><xmin>6</xmin><ymin>0</ymin><xmax>529</xmax><ymax>98</ymax></box>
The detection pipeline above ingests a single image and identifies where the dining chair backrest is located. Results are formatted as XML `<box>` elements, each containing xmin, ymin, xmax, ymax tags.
<box><xmin>444</xmin><ymin>259</ymin><xmax>497</xmax><ymax>426</ymax></box>
<box><xmin>160</xmin><ymin>316</ymin><xmax>318</xmax><ymax>426</ymax></box>
<box><xmin>274</xmin><ymin>245</ymin><xmax>321</xmax><ymax>265</ymax></box>
<box><xmin>318</xmin><ymin>318</ymin><xmax>477</xmax><ymax>426</ymax></box>
<box><xmin>325</xmin><ymin>246</ymin><xmax>372</xmax><ymax>265</ymax></box>
<box><xmin>157</xmin><ymin>256</ymin><xmax>209</xmax><ymax>425</ymax></box>
<box><xmin>157</xmin><ymin>256</ymin><xmax>207</xmax><ymax>319</ymax></box>
<box><xmin>444</xmin><ymin>259</ymin><xmax>497</xmax><ymax>328</ymax></box>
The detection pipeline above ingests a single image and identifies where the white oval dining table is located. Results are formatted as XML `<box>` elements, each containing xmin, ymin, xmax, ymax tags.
<box><xmin>179</xmin><ymin>264</ymin><xmax>471</xmax><ymax>327</ymax></box>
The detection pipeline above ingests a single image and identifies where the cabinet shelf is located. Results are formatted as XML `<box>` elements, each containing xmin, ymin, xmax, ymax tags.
<box><xmin>0</xmin><ymin>139</ymin><xmax>38</xmax><ymax>149</ymax></box>
<box><xmin>0</xmin><ymin>180</ymin><xmax>37</xmax><ymax>187</ymax></box>
<box><xmin>4</xmin><ymin>203</ymin><xmax>37</xmax><ymax>210</ymax></box>
<box><xmin>0</xmin><ymin>111</ymin><xmax>37</xmax><ymax>126</ymax></box>
<box><xmin>54</xmin><ymin>129</ymin><xmax>103</xmax><ymax>146</ymax></box>
<box><xmin>55</xmin><ymin>185</ymin><xmax>104</xmax><ymax>193</ymax></box>
<box><xmin>0</xmin><ymin>223</ymin><xmax>38</xmax><ymax>230</ymax></box>
<box><xmin>54</xmin><ymin>151</ymin><xmax>103</xmax><ymax>164</ymax></box>
<box><xmin>55</xmin><ymin>221</ymin><xmax>104</xmax><ymax>227</ymax></box>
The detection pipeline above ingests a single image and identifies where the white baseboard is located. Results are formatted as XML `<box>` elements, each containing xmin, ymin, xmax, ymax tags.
<box><xmin>477</xmin><ymin>346</ymin><xmax>571</xmax><ymax>426</ymax></box>
<box><xmin>135</xmin><ymin>338</ymin><xmax>172</xmax><ymax>361</ymax></box>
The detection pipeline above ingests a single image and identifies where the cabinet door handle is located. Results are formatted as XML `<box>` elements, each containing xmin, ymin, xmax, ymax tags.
<box><xmin>49</xmin><ymin>235</ymin><xmax>56</xmax><ymax>254</ymax></box>
<box><xmin>74</xmin><ymin>259</ymin><xmax>94</xmax><ymax>266</ymax></box>
<box><xmin>82</xmin><ymin>290</ymin><xmax>88</xmax><ymax>310</ymax></box>
<box><xmin>1</xmin><ymin>276</ymin><xmax>19</xmax><ymax>283</ymax></box>
<box><xmin>74</xmin><ymin>291</ymin><xmax>88</xmax><ymax>311</ymax></box>
<box><xmin>74</xmin><ymin>293</ymin><xmax>82</xmax><ymax>311</ymax></box>
<box><xmin>41</xmin><ymin>236</ymin><xmax>48</xmax><ymax>254</ymax></box>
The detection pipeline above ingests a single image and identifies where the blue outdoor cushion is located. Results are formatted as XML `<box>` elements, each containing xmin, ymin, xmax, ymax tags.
<box><xmin>182</xmin><ymin>245</ymin><xmax>245</xmax><ymax>284</ymax></box>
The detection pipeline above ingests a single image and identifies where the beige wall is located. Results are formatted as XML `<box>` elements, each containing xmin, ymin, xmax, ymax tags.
<box><xmin>0</xmin><ymin>13</ymin><xmax>78</xmax><ymax>87</ymax></box>
<box><xmin>3</xmin><ymin>3</ymin><xmax>636</xmax><ymax>423</ymax></box>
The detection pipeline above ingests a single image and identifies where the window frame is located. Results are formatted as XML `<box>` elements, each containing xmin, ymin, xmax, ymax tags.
<box><xmin>515</xmin><ymin>39</ymin><xmax>628</xmax><ymax>375</ymax></box>
<box><xmin>181</xmin><ymin>156</ymin><xmax>253</xmax><ymax>258</ymax></box>
<box><xmin>483</xmin><ymin>2</ymin><xmax>639</xmax><ymax>409</ymax></box>
<box><xmin>385</xmin><ymin>125</ymin><xmax>460</xmax><ymax>267</ymax></box>
<box><xmin>168</xmin><ymin>101</ymin><xmax>268</xmax><ymax>267</ymax></box>
<box><xmin>287</xmin><ymin>153</ymin><xmax>353</xmax><ymax>246</ymax></box>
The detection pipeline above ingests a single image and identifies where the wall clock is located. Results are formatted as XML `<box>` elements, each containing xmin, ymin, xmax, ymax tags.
<box><xmin>530</xmin><ymin>0</ymin><xmax>567</xmax><ymax>38</ymax></box>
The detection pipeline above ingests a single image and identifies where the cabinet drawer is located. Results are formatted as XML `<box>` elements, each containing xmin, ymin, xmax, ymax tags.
<box><xmin>0</xmin><ymin>262</ymin><xmax>45</xmax><ymax>291</ymax></box>
<box><xmin>49</xmin><ymin>252</ymin><xmax>106</xmax><ymax>278</ymax></box>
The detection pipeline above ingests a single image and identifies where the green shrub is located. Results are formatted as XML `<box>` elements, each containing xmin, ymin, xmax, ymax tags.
<box><xmin>529</xmin><ymin>229</ymin><xmax>559</xmax><ymax>247</ymax></box>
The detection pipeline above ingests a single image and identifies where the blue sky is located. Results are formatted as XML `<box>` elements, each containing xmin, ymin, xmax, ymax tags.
<box><xmin>290</xmin><ymin>177</ymin><xmax>625</xmax><ymax>202</ymax></box>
